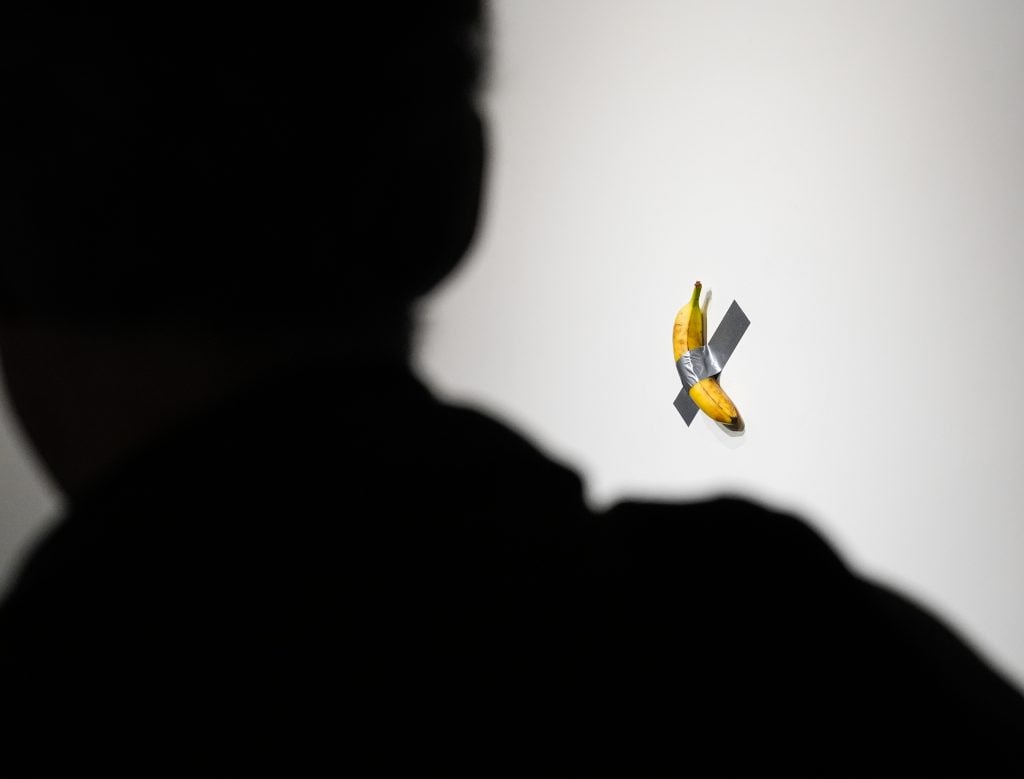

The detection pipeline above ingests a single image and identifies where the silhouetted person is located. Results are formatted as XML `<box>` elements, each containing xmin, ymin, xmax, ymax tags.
<box><xmin>0</xmin><ymin>2</ymin><xmax>1022</xmax><ymax>770</ymax></box>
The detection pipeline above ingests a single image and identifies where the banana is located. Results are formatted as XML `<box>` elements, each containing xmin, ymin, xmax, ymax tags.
<box><xmin>673</xmin><ymin>281</ymin><xmax>744</xmax><ymax>431</ymax></box>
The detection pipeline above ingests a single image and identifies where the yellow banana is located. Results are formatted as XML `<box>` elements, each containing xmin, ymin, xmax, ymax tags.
<box><xmin>673</xmin><ymin>281</ymin><xmax>744</xmax><ymax>431</ymax></box>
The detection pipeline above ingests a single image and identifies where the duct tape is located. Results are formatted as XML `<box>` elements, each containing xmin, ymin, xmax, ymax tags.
<box><xmin>676</xmin><ymin>346</ymin><xmax>723</xmax><ymax>389</ymax></box>
<box><xmin>673</xmin><ymin>299</ymin><xmax>750</xmax><ymax>426</ymax></box>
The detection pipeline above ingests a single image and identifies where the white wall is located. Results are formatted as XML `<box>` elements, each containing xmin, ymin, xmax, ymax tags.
<box><xmin>1</xmin><ymin>0</ymin><xmax>1022</xmax><ymax>692</ymax></box>
<box><xmin>416</xmin><ymin>0</ymin><xmax>1024</xmax><ymax>688</ymax></box>
<box><xmin>0</xmin><ymin>385</ymin><xmax>61</xmax><ymax>595</ymax></box>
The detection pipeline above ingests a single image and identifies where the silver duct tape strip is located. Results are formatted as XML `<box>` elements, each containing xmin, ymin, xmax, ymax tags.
<box><xmin>675</xmin><ymin>346</ymin><xmax>723</xmax><ymax>389</ymax></box>
<box><xmin>674</xmin><ymin>387</ymin><xmax>699</xmax><ymax>426</ymax></box>
<box><xmin>706</xmin><ymin>300</ymin><xmax>750</xmax><ymax>370</ymax></box>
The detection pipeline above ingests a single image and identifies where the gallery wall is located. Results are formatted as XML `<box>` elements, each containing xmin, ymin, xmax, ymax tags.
<box><xmin>417</xmin><ymin>0</ymin><xmax>1024</xmax><ymax>687</ymax></box>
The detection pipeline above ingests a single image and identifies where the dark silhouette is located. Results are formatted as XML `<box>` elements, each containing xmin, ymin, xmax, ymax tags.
<box><xmin>0</xmin><ymin>2</ymin><xmax>1021</xmax><ymax>769</ymax></box>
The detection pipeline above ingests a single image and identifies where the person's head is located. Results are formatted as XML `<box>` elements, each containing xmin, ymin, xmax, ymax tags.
<box><xmin>0</xmin><ymin>2</ymin><xmax>488</xmax><ymax>496</ymax></box>
<box><xmin>0</xmin><ymin>2</ymin><xmax>487</xmax><ymax>353</ymax></box>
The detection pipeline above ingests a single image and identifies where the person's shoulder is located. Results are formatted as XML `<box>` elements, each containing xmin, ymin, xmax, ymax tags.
<box><xmin>595</xmin><ymin>494</ymin><xmax>1024</xmax><ymax>768</ymax></box>
<box><xmin>411</xmin><ymin>385</ymin><xmax>588</xmax><ymax>509</ymax></box>
<box><xmin>599</xmin><ymin>493</ymin><xmax>847</xmax><ymax>579</ymax></box>
<box><xmin>590</xmin><ymin>494</ymin><xmax>853</xmax><ymax>654</ymax></box>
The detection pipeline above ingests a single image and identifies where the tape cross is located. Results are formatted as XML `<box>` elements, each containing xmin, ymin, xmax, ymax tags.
<box><xmin>673</xmin><ymin>300</ymin><xmax>750</xmax><ymax>426</ymax></box>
